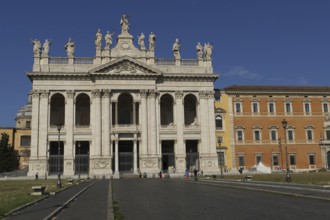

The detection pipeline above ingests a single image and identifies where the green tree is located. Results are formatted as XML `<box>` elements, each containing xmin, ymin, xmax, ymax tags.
<box><xmin>0</xmin><ymin>133</ymin><xmax>19</xmax><ymax>172</ymax></box>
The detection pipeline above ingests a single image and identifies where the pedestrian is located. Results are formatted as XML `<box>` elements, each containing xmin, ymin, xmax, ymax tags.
<box><xmin>159</xmin><ymin>171</ymin><xmax>163</xmax><ymax>179</ymax></box>
<box><xmin>185</xmin><ymin>169</ymin><xmax>189</xmax><ymax>180</ymax></box>
<box><xmin>193</xmin><ymin>169</ymin><xmax>198</xmax><ymax>181</ymax></box>
<box><xmin>35</xmin><ymin>172</ymin><xmax>39</xmax><ymax>180</ymax></box>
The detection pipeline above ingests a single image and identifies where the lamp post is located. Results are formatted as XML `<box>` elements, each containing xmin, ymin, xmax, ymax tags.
<box><xmin>218</xmin><ymin>139</ymin><xmax>224</xmax><ymax>178</ymax></box>
<box><xmin>281</xmin><ymin>119</ymin><xmax>291</xmax><ymax>182</ymax></box>
<box><xmin>78</xmin><ymin>142</ymin><xmax>81</xmax><ymax>181</ymax></box>
<box><xmin>56</xmin><ymin>123</ymin><xmax>62</xmax><ymax>188</ymax></box>
<box><xmin>278</xmin><ymin>138</ymin><xmax>284</xmax><ymax>172</ymax></box>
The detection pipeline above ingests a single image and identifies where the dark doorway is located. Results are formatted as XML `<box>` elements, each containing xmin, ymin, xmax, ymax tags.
<box><xmin>48</xmin><ymin>141</ymin><xmax>64</xmax><ymax>175</ymax></box>
<box><xmin>75</xmin><ymin>141</ymin><xmax>90</xmax><ymax>174</ymax></box>
<box><xmin>119</xmin><ymin>141</ymin><xmax>133</xmax><ymax>172</ymax></box>
<box><xmin>186</xmin><ymin>140</ymin><xmax>199</xmax><ymax>172</ymax></box>
<box><xmin>161</xmin><ymin>140</ymin><xmax>175</xmax><ymax>171</ymax></box>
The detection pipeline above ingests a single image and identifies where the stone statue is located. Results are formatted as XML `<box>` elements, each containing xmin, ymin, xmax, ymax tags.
<box><xmin>95</xmin><ymin>29</ymin><xmax>102</xmax><ymax>48</ymax></box>
<box><xmin>32</xmin><ymin>39</ymin><xmax>41</xmax><ymax>57</ymax></box>
<box><xmin>149</xmin><ymin>32</ymin><xmax>156</xmax><ymax>51</ymax></box>
<box><xmin>42</xmin><ymin>39</ymin><xmax>50</xmax><ymax>57</ymax></box>
<box><xmin>204</xmin><ymin>43</ymin><xmax>213</xmax><ymax>60</ymax></box>
<box><xmin>120</xmin><ymin>14</ymin><xmax>129</xmax><ymax>34</ymax></box>
<box><xmin>65</xmin><ymin>38</ymin><xmax>75</xmax><ymax>57</ymax></box>
<box><xmin>138</xmin><ymin>33</ymin><xmax>146</xmax><ymax>50</ymax></box>
<box><xmin>104</xmin><ymin>31</ymin><xmax>113</xmax><ymax>49</ymax></box>
<box><xmin>172</xmin><ymin>38</ymin><xmax>181</xmax><ymax>59</ymax></box>
<box><xmin>196</xmin><ymin>42</ymin><xmax>203</xmax><ymax>60</ymax></box>
<box><xmin>325</xmin><ymin>113</ymin><xmax>330</xmax><ymax>121</ymax></box>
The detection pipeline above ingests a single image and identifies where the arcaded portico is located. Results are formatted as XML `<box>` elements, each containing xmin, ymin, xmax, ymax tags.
<box><xmin>27</xmin><ymin>16</ymin><xmax>219</xmax><ymax>178</ymax></box>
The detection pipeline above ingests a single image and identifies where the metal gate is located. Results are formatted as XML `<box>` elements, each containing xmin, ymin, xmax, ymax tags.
<box><xmin>48</xmin><ymin>155</ymin><xmax>63</xmax><ymax>175</ymax></box>
<box><xmin>186</xmin><ymin>153</ymin><xmax>199</xmax><ymax>171</ymax></box>
<box><xmin>75</xmin><ymin>155</ymin><xmax>89</xmax><ymax>174</ymax></box>
<box><xmin>162</xmin><ymin>153</ymin><xmax>175</xmax><ymax>171</ymax></box>
<box><xmin>119</xmin><ymin>152</ymin><xmax>133</xmax><ymax>172</ymax></box>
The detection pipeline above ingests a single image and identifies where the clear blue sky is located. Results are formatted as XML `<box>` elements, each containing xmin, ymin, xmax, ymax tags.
<box><xmin>0</xmin><ymin>0</ymin><xmax>329</xmax><ymax>127</ymax></box>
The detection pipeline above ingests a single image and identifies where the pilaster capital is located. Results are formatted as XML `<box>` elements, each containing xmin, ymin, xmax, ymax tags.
<box><xmin>103</xmin><ymin>89</ymin><xmax>111</xmax><ymax>98</ymax></box>
<box><xmin>207</xmin><ymin>90</ymin><xmax>215</xmax><ymax>99</ymax></box>
<box><xmin>140</xmin><ymin>90</ymin><xmax>148</xmax><ymax>98</ymax></box>
<box><xmin>175</xmin><ymin>91</ymin><xmax>183</xmax><ymax>99</ymax></box>
<box><xmin>32</xmin><ymin>89</ymin><xmax>40</xmax><ymax>98</ymax></box>
<box><xmin>148</xmin><ymin>89</ymin><xmax>156</xmax><ymax>98</ymax></box>
<box><xmin>40</xmin><ymin>90</ymin><xmax>49</xmax><ymax>99</ymax></box>
<box><xmin>66</xmin><ymin>90</ymin><xmax>74</xmax><ymax>99</ymax></box>
<box><xmin>198</xmin><ymin>91</ymin><xmax>207</xmax><ymax>99</ymax></box>
<box><xmin>92</xmin><ymin>89</ymin><xmax>102</xmax><ymax>98</ymax></box>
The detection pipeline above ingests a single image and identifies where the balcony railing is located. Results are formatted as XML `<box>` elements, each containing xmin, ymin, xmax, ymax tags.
<box><xmin>155</xmin><ymin>59</ymin><xmax>199</xmax><ymax>66</ymax></box>
<box><xmin>74</xmin><ymin>57</ymin><xmax>94</xmax><ymax>64</ymax></box>
<box><xmin>49</xmin><ymin>57</ymin><xmax>68</xmax><ymax>64</ymax></box>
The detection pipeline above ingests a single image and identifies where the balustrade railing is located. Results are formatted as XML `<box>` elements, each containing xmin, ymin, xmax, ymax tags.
<box><xmin>49</xmin><ymin>57</ymin><xmax>68</xmax><ymax>64</ymax></box>
<box><xmin>74</xmin><ymin>57</ymin><xmax>94</xmax><ymax>64</ymax></box>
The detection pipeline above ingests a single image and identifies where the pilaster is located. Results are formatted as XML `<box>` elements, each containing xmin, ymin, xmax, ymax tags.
<box><xmin>64</xmin><ymin>90</ymin><xmax>74</xmax><ymax>176</ymax></box>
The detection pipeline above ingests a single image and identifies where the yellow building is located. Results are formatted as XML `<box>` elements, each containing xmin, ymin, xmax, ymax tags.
<box><xmin>214</xmin><ymin>89</ymin><xmax>233</xmax><ymax>172</ymax></box>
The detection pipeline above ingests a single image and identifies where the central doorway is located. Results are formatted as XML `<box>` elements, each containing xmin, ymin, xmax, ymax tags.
<box><xmin>119</xmin><ymin>141</ymin><xmax>133</xmax><ymax>172</ymax></box>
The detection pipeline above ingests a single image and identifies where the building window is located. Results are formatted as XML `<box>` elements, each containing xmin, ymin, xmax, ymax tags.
<box><xmin>270</xmin><ymin>130</ymin><xmax>277</xmax><ymax>141</ymax></box>
<box><xmin>256</xmin><ymin>155</ymin><xmax>262</xmax><ymax>164</ymax></box>
<box><xmin>288</xmin><ymin>130</ymin><xmax>294</xmax><ymax>141</ymax></box>
<box><xmin>215</xmin><ymin>116</ymin><xmax>223</xmax><ymax>130</ymax></box>
<box><xmin>323</xmin><ymin>103</ymin><xmax>329</xmax><ymax>113</ymax></box>
<box><xmin>285</xmin><ymin>102</ymin><xmax>292</xmax><ymax>114</ymax></box>
<box><xmin>289</xmin><ymin>155</ymin><xmax>296</xmax><ymax>165</ymax></box>
<box><xmin>237</xmin><ymin>130</ymin><xmax>244</xmax><ymax>141</ymax></box>
<box><xmin>306</xmin><ymin>130</ymin><xmax>313</xmax><ymax>141</ymax></box>
<box><xmin>238</xmin><ymin>155</ymin><xmax>245</xmax><ymax>167</ymax></box>
<box><xmin>272</xmin><ymin>155</ymin><xmax>279</xmax><ymax>166</ymax></box>
<box><xmin>309</xmin><ymin>154</ymin><xmax>315</xmax><ymax>165</ymax></box>
<box><xmin>326</xmin><ymin>130</ymin><xmax>330</xmax><ymax>140</ymax></box>
<box><xmin>20</xmin><ymin>136</ymin><xmax>31</xmax><ymax>147</ymax></box>
<box><xmin>235</xmin><ymin>102</ymin><xmax>241</xmax><ymax>113</ymax></box>
<box><xmin>254</xmin><ymin>130</ymin><xmax>261</xmax><ymax>141</ymax></box>
<box><xmin>268</xmin><ymin>102</ymin><xmax>275</xmax><ymax>114</ymax></box>
<box><xmin>304</xmin><ymin>102</ymin><xmax>311</xmax><ymax>115</ymax></box>
<box><xmin>26</xmin><ymin>121</ymin><xmax>31</xmax><ymax>129</ymax></box>
<box><xmin>252</xmin><ymin>102</ymin><xmax>259</xmax><ymax>114</ymax></box>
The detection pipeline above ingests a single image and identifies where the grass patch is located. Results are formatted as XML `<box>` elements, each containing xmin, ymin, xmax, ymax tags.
<box><xmin>113</xmin><ymin>201</ymin><xmax>125</xmax><ymax>220</ymax></box>
<box><xmin>214</xmin><ymin>172</ymin><xmax>330</xmax><ymax>185</ymax></box>
<box><xmin>0</xmin><ymin>179</ymin><xmax>71</xmax><ymax>218</ymax></box>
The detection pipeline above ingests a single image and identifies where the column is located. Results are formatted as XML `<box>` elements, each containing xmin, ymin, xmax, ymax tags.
<box><xmin>207</xmin><ymin>91</ymin><xmax>217</xmax><ymax>155</ymax></box>
<box><xmin>38</xmin><ymin>90</ymin><xmax>49</xmax><ymax>160</ymax></box>
<box><xmin>28</xmin><ymin>90</ymin><xmax>40</xmax><ymax>177</ymax></box>
<box><xmin>133</xmin><ymin>102</ymin><xmax>136</xmax><ymax>125</ymax></box>
<box><xmin>115</xmin><ymin>102</ymin><xmax>118</xmax><ymax>125</ymax></box>
<box><xmin>102</xmin><ymin>90</ymin><xmax>110</xmax><ymax>157</ymax></box>
<box><xmin>149</xmin><ymin>90</ymin><xmax>157</xmax><ymax>156</ymax></box>
<box><xmin>133</xmin><ymin>138</ymin><xmax>137</xmax><ymax>173</ymax></box>
<box><xmin>175</xmin><ymin>91</ymin><xmax>185</xmax><ymax>173</ymax></box>
<box><xmin>92</xmin><ymin>89</ymin><xmax>102</xmax><ymax>156</ymax></box>
<box><xmin>199</xmin><ymin>91</ymin><xmax>209</xmax><ymax>155</ymax></box>
<box><xmin>115</xmin><ymin>140</ymin><xmax>119</xmax><ymax>173</ymax></box>
<box><xmin>140</xmin><ymin>90</ymin><xmax>148</xmax><ymax>155</ymax></box>
<box><xmin>64</xmin><ymin>90</ymin><xmax>75</xmax><ymax>175</ymax></box>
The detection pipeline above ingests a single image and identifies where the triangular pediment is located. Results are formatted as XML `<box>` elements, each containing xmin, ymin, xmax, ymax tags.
<box><xmin>89</xmin><ymin>56</ymin><xmax>162</xmax><ymax>76</ymax></box>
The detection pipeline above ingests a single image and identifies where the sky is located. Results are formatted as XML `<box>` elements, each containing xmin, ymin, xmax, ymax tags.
<box><xmin>0</xmin><ymin>0</ymin><xmax>329</xmax><ymax>127</ymax></box>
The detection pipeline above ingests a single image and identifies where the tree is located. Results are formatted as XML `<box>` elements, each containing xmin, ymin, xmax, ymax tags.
<box><xmin>0</xmin><ymin>133</ymin><xmax>19</xmax><ymax>172</ymax></box>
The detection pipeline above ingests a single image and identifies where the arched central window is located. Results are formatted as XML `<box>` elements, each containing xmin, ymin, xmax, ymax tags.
<box><xmin>184</xmin><ymin>94</ymin><xmax>197</xmax><ymax>125</ymax></box>
<box><xmin>50</xmin><ymin>93</ymin><xmax>65</xmax><ymax>126</ymax></box>
<box><xmin>75</xmin><ymin>93</ymin><xmax>90</xmax><ymax>126</ymax></box>
<box><xmin>118</xmin><ymin>93</ymin><xmax>133</xmax><ymax>124</ymax></box>
<box><xmin>160</xmin><ymin>94</ymin><xmax>174</xmax><ymax>125</ymax></box>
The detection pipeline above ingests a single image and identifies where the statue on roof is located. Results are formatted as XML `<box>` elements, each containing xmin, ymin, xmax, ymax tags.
<box><xmin>32</xmin><ymin>39</ymin><xmax>41</xmax><ymax>57</ymax></box>
<box><xmin>172</xmin><ymin>38</ymin><xmax>181</xmax><ymax>60</ymax></box>
<box><xmin>196</xmin><ymin>42</ymin><xmax>203</xmax><ymax>61</ymax></box>
<box><xmin>65</xmin><ymin>38</ymin><xmax>75</xmax><ymax>57</ymax></box>
<box><xmin>138</xmin><ymin>33</ymin><xmax>146</xmax><ymax>50</ymax></box>
<box><xmin>120</xmin><ymin>14</ymin><xmax>129</xmax><ymax>34</ymax></box>
<box><xmin>204</xmin><ymin>43</ymin><xmax>213</xmax><ymax>60</ymax></box>
<box><xmin>95</xmin><ymin>29</ymin><xmax>102</xmax><ymax>49</ymax></box>
<box><xmin>42</xmin><ymin>39</ymin><xmax>51</xmax><ymax>57</ymax></box>
<box><xmin>104</xmin><ymin>31</ymin><xmax>113</xmax><ymax>49</ymax></box>
<box><xmin>149</xmin><ymin>32</ymin><xmax>156</xmax><ymax>51</ymax></box>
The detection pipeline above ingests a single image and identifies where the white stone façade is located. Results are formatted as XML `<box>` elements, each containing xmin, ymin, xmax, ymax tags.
<box><xmin>27</xmin><ymin>16</ymin><xmax>219</xmax><ymax>178</ymax></box>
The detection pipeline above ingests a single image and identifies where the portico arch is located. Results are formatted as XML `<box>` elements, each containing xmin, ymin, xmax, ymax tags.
<box><xmin>118</xmin><ymin>93</ymin><xmax>134</xmax><ymax>124</ymax></box>
<box><xmin>160</xmin><ymin>94</ymin><xmax>174</xmax><ymax>125</ymax></box>
<box><xmin>75</xmin><ymin>93</ymin><xmax>90</xmax><ymax>126</ymax></box>
<box><xmin>184</xmin><ymin>94</ymin><xmax>197</xmax><ymax>125</ymax></box>
<box><xmin>50</xmin><ymin>93</ymin><xmax>65</xmax><ymax>126</ymax></box>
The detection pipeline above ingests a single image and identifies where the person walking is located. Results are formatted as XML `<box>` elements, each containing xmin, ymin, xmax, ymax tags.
<box><xmin>193</xmin><ymin>169</ymin><xmax>198</xmax><ymax>181</ymax></box>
